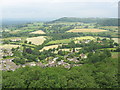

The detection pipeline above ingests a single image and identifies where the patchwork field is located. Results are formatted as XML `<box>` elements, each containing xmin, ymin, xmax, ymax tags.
<box><xmin>0</xmin><ymin>44</ymin><xmax>20</xmax><ymax>49</ymax></box>
<box><xmin>39</xmin><ymin>45</ymin><xmax>59</xmax><ymax>52</ymax></box>
<box><xmin>2</xmin><ymin>37</ymin><xmax>27</xmax><ymax>42</ymax></box>
<box><xmin>99</xmin><ymin>48</ymin><xmax>116</xmax><ymax>51</ymax></box>
<box><xmin>100</xmin><ymin>26</ymin><xmax>118</xmax><ymax>30</ymax></box>
<box><xmin>60</xmin><ymin>47</ymin><xmax>81</xmax><ymax>52</ymax></box>
<box><xmin>26</xmin><ymin>36</ymin><xmax>46</xmax><ymax>45</ymax></box>
<box><xmin>74</xmin><ymin>36</ymin><xmax>95</xmax><ymax>40</ymax></box>
<box><xmin>9</xmin><ymin>30</ymin><xmax>21</xmax><ymax>34</ymax></box>
<box><xmin>67</xmin><ymin>29</ymin><xmax>107</xmax><ymax>33</ymax></box>
<box><xmin>46</xmin><ymin>39</ymin><xmax>72</xmax><ymax>45</ymax></box>
<box><xmin>30</xmin><ymin>30</ymin><xmax>46</xmax><ymax>34</ymax></box>
<box><xmin>112</xmin><ymin>38</ymin><xmax>119</xmax><ymax>43</ymax></box>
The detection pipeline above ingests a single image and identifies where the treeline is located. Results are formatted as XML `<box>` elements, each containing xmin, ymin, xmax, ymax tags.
<box><xmin>46</xmin><ymin>32</ymin><xmax>113</xmax><ymax>41</ymax></box>
<box><xmin>97</xmin><ymin>18</ymin><xmax>118</xmax><ymax>26</ymax></box>
<box><xmin>48</xmin><ymin>17</ymin><xmax>118</xmax><ymax>26</ymax></box>
<box><xmin>2</xmin><ymin>57</ymin><xmax>118</xmax><ymax>88</ymax></box>
<box><xmin>2</xmin><ymin>31</ymin><xmax>46</xmax><ymax>38</ymax></box>
<box><xmin>46</xmin><ymin>33</ymin><xmax>83</xmax><ymax>40</ymax></box>
<box><xmin>49</xmin><ymin>17</ymin><xmax>101</xmax><ymax>23</ymax></box>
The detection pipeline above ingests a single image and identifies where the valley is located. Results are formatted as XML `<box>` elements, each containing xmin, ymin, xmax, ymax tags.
<box><xmin>1</xmin><ymin>17</ymin><xmax>119</xmax><ymax>88</ymax></box>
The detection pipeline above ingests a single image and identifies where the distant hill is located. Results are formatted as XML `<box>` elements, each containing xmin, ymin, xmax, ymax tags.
<box><xmin>48</xmin><ymin>17</ymin><xmax>118</xmax><ymax>26</ymax></box>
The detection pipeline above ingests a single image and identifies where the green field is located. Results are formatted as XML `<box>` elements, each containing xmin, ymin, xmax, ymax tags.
<box><xmin>29</xmin><ymin>30</ymin><xmax>46</xmax><ymax>34</ymax></box>
<box><xmin>0</xmin><ymin>44</ymin><xmax>20</xmax><ymax>49</ymax></box>
<box><xmin>39</xmin><ymin>45</ymin><xmax>60</xmax><ymax>52</ymax></box>
<box><xmin>46</xmin><ymin>39</ymin><xmax>72</xmax><ymax>45</ymax></box>
<box><xmin>67</xmin><ymin>29</ymin><xmax>108</xmax><ymax>33</ymax></box>
<box><xmin>99</xmin><ymin>48</ymin><xmax>116</xmax><ymax>51</ymax></box>
<box><xmin>74</xmin><ymin>36</ymin><xmax>96</xmax><ymax>40</ymax></box>
<box><xmin>26</xmin><ymin>36</ymin><xmax>46</xmax><ymax>45</ymax></box>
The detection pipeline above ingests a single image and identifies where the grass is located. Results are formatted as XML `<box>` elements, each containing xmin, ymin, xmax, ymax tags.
<box><xmin>46</xmin><ymin>39</ymin><xmax>72</xmax><ymax>45</ymax></box>
<box><xmin>112</xmin><ymin>38</ymin><xmax>119</xmax><ymax>43</ymax></box>
<box><xmin>99</xmin><ymin>48</ymin><xmax>116</xmax><ymax>51</ymax></box>
<box><xmin>60</xmin><ymin>47</ymin><xmax>81</xmax><ymax>52</ymax></box>
<box><xmin>39</xmin><ymin>45</ymin><xmax>60</xmax><ymax>52</ymax></box>
<box><xmin>0</xmin><ymin>44</ymin><xmax>20</xmax><ymax>49</ymax></box>
<box><xmin>26</xmin><ymin>36</ymin><xmax>46</xmax><ymax>45</ymax></box>
<box><xmin>29</xmin><ymin>30</ymin><xmax>46</xmax><ymax>34</ymax></box>
<box><xmin>74</xmin><ymin>36</ymin><xmax>96</xmax><ymax>40</ymax></box>
<box><xmin>20</xmin><ymin>29</ymin><xmax>35</xmax><ymax>33</ymax></box>
<box><xmin>99</xmin><ymin>26</ymin><xmax>118</xmax><ymax>30</ymax></box>
<box><xmin>2</xmin><ymin>37</ymin><xmax>27</xmax><ymax>41</ymax></box>
<box><xmin>9</xmin><ymin>30</ymin><xmax>21</xmax><ymax>34</ymax></box>
<box><xmin>67</xmin><ymin>29</ymin><xmax>107</xmax><ymax>33</ymax></box>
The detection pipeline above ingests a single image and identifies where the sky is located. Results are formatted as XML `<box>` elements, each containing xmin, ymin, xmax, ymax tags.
<box><xmin>1</xmin><ymin>0</ymin><xmax>119</xmax><ymax>20</ymax></box>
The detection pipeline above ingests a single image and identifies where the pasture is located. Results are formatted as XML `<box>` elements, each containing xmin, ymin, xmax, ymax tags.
<box><xmin>46</xmin><ymin>39</ymin><xmax>72</xmax><ymax>45</ymax></box>
<box><xmin>0</xmin><ymin>44</ymin><xmax>20</xmax><ymax>49</ymax></box>
<box><xmin>100</xmin><ymin>26</ymin><xmax>118</xmax><ymax>30</ymax></box>
<box><xmin>26</xmin><ymin>36</ymin><xmax>46</xmax><ymax>45</ymax></box>
<box><xmin>67</xmin><ymin>29</ymin><xmax>107</xmax><ymax>33</ymax></box>
<box><xmin>112</xmin><ymin>38</ymin><xmax>119</xmax><ymax>43</ymax></box>
<box><xmin>39</xmin><ymin>45</ymin><xmax>59</xmax><ymax>52</ymax></box>
<box><xmin>60</xmin><ymin>47</ymin><xmax>81</xmax><ymax>52</ymax></box>
<box><xmin>2</xmin><ymin>37</ymin><xmax>26</xmax><ymax>41</ymax></box>
<box><xmin>30</xmin><ymin>30</ymin><xmax>46</xmax><ymax>34</ymax></box>
<box><xmin>9</xmin><ymin>30</ymin><xmax>21</xmax><ymax>34</ymax></box>
<box><xmin>74</xmin><ymin>36</ymin><xmax>95</xmax><ymax>40</ymax></box>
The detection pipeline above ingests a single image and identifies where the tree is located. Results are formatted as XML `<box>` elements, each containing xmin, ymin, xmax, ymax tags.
<box><xmin>24</xmin><ymin>40</ymin><xmax>27</xmax><ymax>43</ymax></box>
<box><xmin>25</xmin><ymin>48</ymin><xmax>33</xmax><ymax>54</ymax></box>
<box><xmin>28</xmin><ymin>42</ymin><xmax>32</xmax><ymax>44</ymax></box>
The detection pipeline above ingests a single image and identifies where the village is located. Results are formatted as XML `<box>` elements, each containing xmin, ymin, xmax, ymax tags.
<box><xmin>1</xmin><ymin>36</ymin><xmax>118</xmax><ymax>71</ymax></box>
<box><xmin>0</xmin><ymin>38</ymin><xmax>90</xmax><ymax>71</ymax></box>
<box><xmin>0</xmin><ymin>50</ymin><xmax>86</xmax><ymax>71</ymax></box>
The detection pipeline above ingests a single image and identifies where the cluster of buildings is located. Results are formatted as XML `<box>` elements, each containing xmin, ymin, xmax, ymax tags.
<box><xmin>0</xmin><ymin>52</ymin><xmax>87</xmax><ymax>71</ymax></box>
<box><xmin>0</xmin><ymin>58</ymin><xmax>20</xmax><ymax>71</ymax></box>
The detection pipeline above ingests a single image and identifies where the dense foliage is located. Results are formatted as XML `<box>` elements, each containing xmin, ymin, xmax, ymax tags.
<box><xmin>49</xmin><ymin>17</ymin><xmax>118</xmax><ymax>26</ymax></box>
<box><xmin>2</xmin><ymin>57</ymin><xmax>118</xmax><ymax>88</ymax></box>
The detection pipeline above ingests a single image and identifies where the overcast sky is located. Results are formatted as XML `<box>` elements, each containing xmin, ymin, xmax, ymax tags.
<box><xmin>1</xmin><ymin>0</ymin><xmax>119</xmax><ymax>20</ymax></box>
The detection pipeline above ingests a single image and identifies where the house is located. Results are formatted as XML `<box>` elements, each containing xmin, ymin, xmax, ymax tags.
<box><xmin>67</xmin><ymin>58</ymin><xmax>79</xmax><ymax>63</ymax></box>
<box><xmin>80</xmin><ymin>53</ymin><xmax>87</xmax><ymax>59</ymax></box>
<box><xmin>64</xmin><ymin>64</ymin><xmax>71</xmax><ymax>69</ymax></box>
<box><xmin>53</xmin><ymin>57</ymin><xmax>58</xmax><ymax>61</ymax></box>
<box><xmin>1</xmin><ymin>49</ymin><xmax>13</xmax><ymax>57</ymax></box>
<box><xmin>48</xmin><ymin>63</ymin><xmax>57</xmax><ymax>67</ymax></box>
<box><xmin>25</xmin><ymin>62</ymin><xmax>36</xmax><ymax>66</ymax></box>
<box><xmin>49</xmin><ymin>61</ymin><xmax>55</xmax><ymax>64</ymax></box>
<box><xmin>1</xmin><ymin>58</ymin><xmax>20</xmax><ymax>71</ymax></box>
<box><xmin>84</xmin><ymin>40</ymin><xmax>91</xmax><ymax>43</ymax></box>
<box><xmin>57</xmin><ymin>60</ymin><xmax>67</xmax><ymax>65</ymax></box>
<box><xmin>72</xmin><ymin>64</ymin><xmax>82</xmax><ymax>67</ymax></box>
<box><xmin>97</xmin><ymin>41</ymin><xmax>103</xmax><ymax>43</ymax></box>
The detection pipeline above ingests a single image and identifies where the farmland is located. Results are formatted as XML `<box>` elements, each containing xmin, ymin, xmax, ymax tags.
<box><xmin>1</xmin><ymin>17</ymin><xmax>119</xmax><ymax>88</ymax></box>
<box><xmin>112</xmin><ymin>38</ymin><xmax>119</xmax><ymax>43</ymax></box>
<box><xmin>46</xmin><ymin>39</ymin><xmax>72</xmax><ymax>45</ymax></box>
<box><xmin>0</xmin><ymin>44</ymin><xmax>20</xmax><ymax>49</ymax></box>
<box><xmin>30</xmin><ymin>30</ymin><xmax>46</xmax><ymax>34</ymax></box>
<box><xmin>67</xmin><ymin>29</ymin><xmax>107</xmax><ymax>33</ymax></box>
<box><xmin>39</xmin><ymin>45</ymin><xmax>60</xmax><ymax>52</ymax></box>
<box><xmin>26</xmin><ymin>36</ymin><xmax>46</xmax><ymax>45</ymax></box>
<box><xmin>74</xmin><ymin>36</ymin><xmax>96</xmax><ymax>40</ymax></box>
